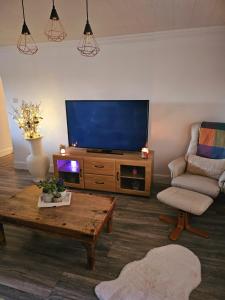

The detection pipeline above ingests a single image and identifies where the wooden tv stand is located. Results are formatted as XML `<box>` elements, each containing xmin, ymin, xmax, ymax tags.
<box><xmin>53</xmin><ymin>148</ymin><xmax>154</xmax><ymax>196</ymax></box>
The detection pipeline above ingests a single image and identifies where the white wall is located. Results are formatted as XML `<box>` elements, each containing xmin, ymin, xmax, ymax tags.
<box><xmin>0</xmin><ymin>26</ymin><xmax>225</xmax><ymax>181</ymax></box>
<box><xmin>0</xmin><ymin>78</ymin><xmax>12</xmax><ymax>157</ymax></box>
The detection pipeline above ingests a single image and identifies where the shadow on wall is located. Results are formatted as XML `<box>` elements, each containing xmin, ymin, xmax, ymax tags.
<box><xmin>150</xmin><ymin>101</ymin><xmax>225</xmax><ymax>176</ymax></box>
<box><xmin>0</xmin><ymin>78</ymin><xmax>13</xmax><ymax>157</ymax></box>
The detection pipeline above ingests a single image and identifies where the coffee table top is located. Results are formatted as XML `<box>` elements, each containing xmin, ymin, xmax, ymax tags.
<box><xmin>0</xmin><ymin>185</ymin><xmax>115</xmax><ymax>242</ymax></box>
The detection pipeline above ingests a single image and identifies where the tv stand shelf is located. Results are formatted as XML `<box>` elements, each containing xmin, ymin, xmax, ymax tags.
<box><xmin>53</xmin><ymin>148</ymin><xmax>154</xmax><ymax>196</ymax></box>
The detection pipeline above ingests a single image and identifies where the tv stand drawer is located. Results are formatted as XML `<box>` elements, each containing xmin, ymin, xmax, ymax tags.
<box><xmin>84</xmin><ymin>158</ymin><xmax>115</xmax><ymax>175</ymax></box>
<box><xmin>85</xmin><ymin>174</ymin><xmax>115</xmax><ymax>192</ymax></box>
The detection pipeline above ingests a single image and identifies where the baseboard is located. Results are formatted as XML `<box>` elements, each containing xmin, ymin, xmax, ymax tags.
<box><xmin>14</xmin><ymin>161</ymin><xmax>54</xmax><ymax>173</ymax></box>
<box><xmin>153</xmin><ymin>174</ymin><xmax>170</xmax><ymax>184</ymax></box>
<box><xmin>14</xmin><ymin>161</ymin><xmax>27</xmax><ymax>169</ymax></box>
<box><xmin>0</xmin><ymin>147</ymin><xmax>13</xmax><ymax>158</ymax></box>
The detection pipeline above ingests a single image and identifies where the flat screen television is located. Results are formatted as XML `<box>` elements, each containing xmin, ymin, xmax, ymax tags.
<box><xmin>65</xmin><ymin>100</ymin><xmax>149</xmax><ymax>153</ymax></box>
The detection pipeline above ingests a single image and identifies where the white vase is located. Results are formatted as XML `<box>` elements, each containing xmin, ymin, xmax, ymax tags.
<box><xmin>26</xmin><ymin>136</ymin><xmax>50</xmax><ymax>182</ymax></box>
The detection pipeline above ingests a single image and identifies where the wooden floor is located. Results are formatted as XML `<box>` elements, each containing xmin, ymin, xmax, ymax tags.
<box><xmin>0</xmin><ymin>154</ymin><xmax>225</xmax><ymax>300</ymax></box>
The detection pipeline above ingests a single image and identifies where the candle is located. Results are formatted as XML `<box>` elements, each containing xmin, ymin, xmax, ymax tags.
<box><xmin>59</xmin><ymin>144</ymin><xmax>66</xmax><ymax>155</ymax></box>
<box><xmin>141</xmin><ymin>147</ymin><xmax>149</xmax><ymax>159</ymax></box>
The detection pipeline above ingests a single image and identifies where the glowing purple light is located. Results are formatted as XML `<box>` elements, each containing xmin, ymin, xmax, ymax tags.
<box><xmin>71</xmin><ymin>160</ymin><xmax>79</xmax><ymax>172</ymax></box>
<box><xmin>57</xmin><ymin>160</ymin><xmax>80</xmax><ymax>173</ymax></box>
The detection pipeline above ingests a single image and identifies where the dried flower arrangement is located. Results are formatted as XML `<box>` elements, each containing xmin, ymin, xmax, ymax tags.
<box><xmin>12</xmin><ymin>101</ymin><xmax>43</xmax><ymax>139</ymax></box>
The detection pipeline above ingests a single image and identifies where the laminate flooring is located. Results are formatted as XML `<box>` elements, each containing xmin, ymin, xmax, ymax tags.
<box><xmin>0</xmin><ymin>154</ymin><xmax>225</xmax><ymax>300</ymax></box>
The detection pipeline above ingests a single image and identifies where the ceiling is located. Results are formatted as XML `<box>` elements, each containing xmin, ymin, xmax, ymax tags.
<box><xmin>0</xmin><ymin>0</ymin><xmax>225</xmax><ymax>46</ymax></box>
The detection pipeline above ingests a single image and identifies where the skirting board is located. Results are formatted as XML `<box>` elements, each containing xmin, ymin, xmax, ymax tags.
<box><xmin>15</xmin><ymin>161</ymin><xmax>54</xmax><ymax>173</ymax></box>
<box><xmin>14</xmin><ymin>161</ymin><xmax>169</xmax><ymax>184</ymax></box>
<box><xmin>153</xmin><ymin>174</ymin><xmax>170</xmax><ymax>185</ymax></box>
<box><xmin>0</xmin><ymin>147</ymin><xmax>13</xmax><ymax>158</ymax></box>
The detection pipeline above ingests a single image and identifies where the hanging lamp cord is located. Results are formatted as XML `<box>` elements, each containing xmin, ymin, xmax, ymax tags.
<box><xmin>21</xmin><ymin>0</ymin><xmax>26</xmax><ymax>22</ymax></box>
<box><xmin>86</xmin><ymin>0</ymin><xmax>89</xmax><ymax>21</ymax></box>
<box><xmin>52</xmin><ymin>0</ymin><xmax>55</xmax><ymax>7</ymax></box>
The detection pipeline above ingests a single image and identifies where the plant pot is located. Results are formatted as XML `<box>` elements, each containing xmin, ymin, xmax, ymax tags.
<box><xmin>60</xmin><ymin>190</ymin><xmax>67</xmax><ymax>199</ymax></box>
<box><xmin>26</xmin><ymin>136</ymin><xmax>50</xmax><ymax>182</ymax></box>
<box><xmin>52</xmin><ymin>191</ymin><xmax>67</xmax><ymax>203</ymax></box>
<box><xmin>42</xmin><ymin>193</ymin><xmax>53</xmax><ymax>203</ymax></box>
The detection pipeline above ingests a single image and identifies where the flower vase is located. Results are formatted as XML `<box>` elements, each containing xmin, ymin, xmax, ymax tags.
<box><xmin>26</xmin><ymin>136</ymin><xmax>50</xmax><ymax>182</ymax></box>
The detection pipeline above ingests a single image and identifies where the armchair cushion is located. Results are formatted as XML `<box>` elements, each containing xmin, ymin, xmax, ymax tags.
<box><xmin>187</xmin><ymin>154</ymin><xmax>225</xmax><ymax>180</ymax></box>
<box><xmin>168</xmin><ymin>157</ymin><xmax>186</xmax><ymax>178</ymax></box>
<box><xmin>172</xmin><ymin>173</ymin><xmax>220</xmax><ymax>198</ymax></box>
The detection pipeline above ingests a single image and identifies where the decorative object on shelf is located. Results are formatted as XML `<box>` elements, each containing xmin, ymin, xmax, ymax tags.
<box><xmin>12</xmin><ymin>101</ymin><xmax>49</xmax><ymax>181</ymax></box>
<box><xmin>59</xmin><ymin>144</ymin><xmax>66</xmax><ymax>155</ymax></box>
<box><xmin>141</xmin><ymin>147</ymin><xmax>149</xmax><ymax>159</ymax></box>
<box><xmin>17</xmin><ymin>0</ymin><xmax>38</xmax><ymax>55</ymax></box>
<box><xmin>12</xmin><ymin>101</ymin><xmax>43</xmax><ymax>139</ymax></box>
<box><xmin>45</xmin><ymin>0</ymin><xmax>67</xmax><ymax>42</ymax></box>
<box><xmin>77</xmin><ymin>0</ymin><xmax>100</xmax><ymax>57</ymax></box>
<box><xmin>37</xmin><ymin>177</ymin><xmax>67</xmax><ymax>203</ymax></box>
<box><xmin>132</xmin><ymin>180</ymin><xmax>140</xmax><ymax>190</ymax></box>
<box><xmin>132</xmin><ymin>168</ymin><xmax>138</xmax><ymax>176</ymax></box>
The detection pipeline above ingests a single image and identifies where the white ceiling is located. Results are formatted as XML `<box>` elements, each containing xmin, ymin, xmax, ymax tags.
<box><xmin>0</xmin><ymin>0</ymin><xmax>225</xmax><ymax>46</ymax></box>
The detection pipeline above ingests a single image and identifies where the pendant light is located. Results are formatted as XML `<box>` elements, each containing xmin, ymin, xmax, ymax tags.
<box><xmin>77</xmin><ymin>0</ymin><xmax>100</xmax><ymax>57</ymax></box>
<box><xmin>45</xmin><ymin>0</ymin><xmax>67</xmax><ymax>42</ymax></box>
<box><xmin>17</xmin><ymin>0</ymin><xmax>38</xmax><ymax>55</ymax></box>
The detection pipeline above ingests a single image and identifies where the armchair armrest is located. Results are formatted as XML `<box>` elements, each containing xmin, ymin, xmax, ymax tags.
<box><xmin>219</xmin><ymin>171</ymin><xmax>225</xmax><ymax>193</ymax></box>
<box><xmin>168</xmin><ymin>157</ymin><xmax>187</xmax><ymax>179</ymax></box>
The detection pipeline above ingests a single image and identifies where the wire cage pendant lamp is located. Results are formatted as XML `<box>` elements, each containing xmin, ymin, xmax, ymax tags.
<box><xmin>77</xmin><ymin>0</ymin><xmax>100</xmax><ymax>57</ymax></box>
<box><xmin>17</xmin><ymin>0</ymin><xmax>38</xmax><ymax>55</ymax></box>
<box><xmin>45</xmin><ymin>0</ymin><xmax>67</xmax><ymax>42</ymax></box>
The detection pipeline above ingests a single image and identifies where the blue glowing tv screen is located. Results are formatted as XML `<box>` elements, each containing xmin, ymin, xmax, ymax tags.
<box><xmin>65</xmin><ymin>100</ymin><xmax>149</xmax><ymax>151</ymax></box>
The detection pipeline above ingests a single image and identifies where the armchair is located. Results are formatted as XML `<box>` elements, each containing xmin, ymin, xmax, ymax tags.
<box><xmin>157</xmin><ymin>122</ymin><xmax>225</xmax><ymax>240</ymax></box>
<box><xmin>169</xmin><ymin>122</ymin><xmax>224</xmax><ymax>198</ymax></box>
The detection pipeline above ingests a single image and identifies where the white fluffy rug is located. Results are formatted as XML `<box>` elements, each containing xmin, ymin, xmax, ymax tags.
<box><xmin>95</xmin><ymin>244</ymin><xmax>201</xmax><ymax>300</ymax></box>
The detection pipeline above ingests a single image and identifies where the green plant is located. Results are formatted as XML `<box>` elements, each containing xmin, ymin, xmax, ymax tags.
<box><xmin>37</xmin><ymin>177</ymin><xmax>66</xmax><ymax>197</ymax></box>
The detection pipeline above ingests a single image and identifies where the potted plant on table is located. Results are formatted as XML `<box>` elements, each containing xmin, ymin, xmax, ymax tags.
<box><xmin>37</xmin><ymin>177</ymin><xmax>66</xmax><ymax>203</ymax></box>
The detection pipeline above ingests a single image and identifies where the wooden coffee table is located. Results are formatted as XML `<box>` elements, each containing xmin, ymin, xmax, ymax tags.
<box><xmin>0</xmin><ymin>185</ymin><xmax>116</xmax><ymax>270</ymax></box>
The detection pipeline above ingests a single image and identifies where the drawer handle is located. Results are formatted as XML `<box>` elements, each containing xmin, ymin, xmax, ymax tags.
<box><xmin>95</xmin><ymin>181</ymin><xmax>104</xmax><ymax>185</ymax></box>
<box><xmin>94</xmin><ymin>165</ymin><xmax>104</xmax><ymax>168</ymax></box>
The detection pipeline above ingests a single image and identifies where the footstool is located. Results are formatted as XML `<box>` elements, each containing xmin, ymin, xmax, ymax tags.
<box><xmin>157</xmin><ymin>187</ymin><xmax>213</xmax><ymax>240</ymax></box>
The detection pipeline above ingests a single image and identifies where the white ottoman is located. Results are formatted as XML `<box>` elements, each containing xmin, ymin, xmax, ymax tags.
<box><xmin>157</xmin><ymin>187</ymin><xmax>213</xmax><ymax>240</ymax></box>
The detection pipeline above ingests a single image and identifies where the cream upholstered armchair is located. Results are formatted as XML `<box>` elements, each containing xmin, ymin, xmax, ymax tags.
<box><xmin>157</xmin><ymin>122</ymin><xmax>225</xmax><ymax>240</ymax></box>
<box><xmin>169</xmin><ymin>122</ymin><xmax>225</xmax><ymax>198</ymax></box>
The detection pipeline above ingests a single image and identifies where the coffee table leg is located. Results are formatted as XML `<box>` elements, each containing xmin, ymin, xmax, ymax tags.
<box><xmin>83</xmin><ymin>243</ymin><xmax>95</xmax><ymax>270</ymax></box>
<box><xmin>0</xmin><ymin>223</ymin><xmax>6</xmax><ymax>245</ymax></box>
<box><xmin>107</xmin><ymin>212</ymin><xmax>113</xmax><ymax>233</ymax></box>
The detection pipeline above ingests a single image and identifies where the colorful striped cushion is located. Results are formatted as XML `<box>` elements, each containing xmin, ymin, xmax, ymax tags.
<box><xmin>197</xmin><ymin>122</ymin><xmax>225</xmax><ymax>159</ymax></box>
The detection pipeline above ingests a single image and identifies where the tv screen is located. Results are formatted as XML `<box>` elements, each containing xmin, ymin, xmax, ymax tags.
<box><xmin>65</xmin><ymin>100</ymin><xmax>149</xmax><ymax>152</ymax></box>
